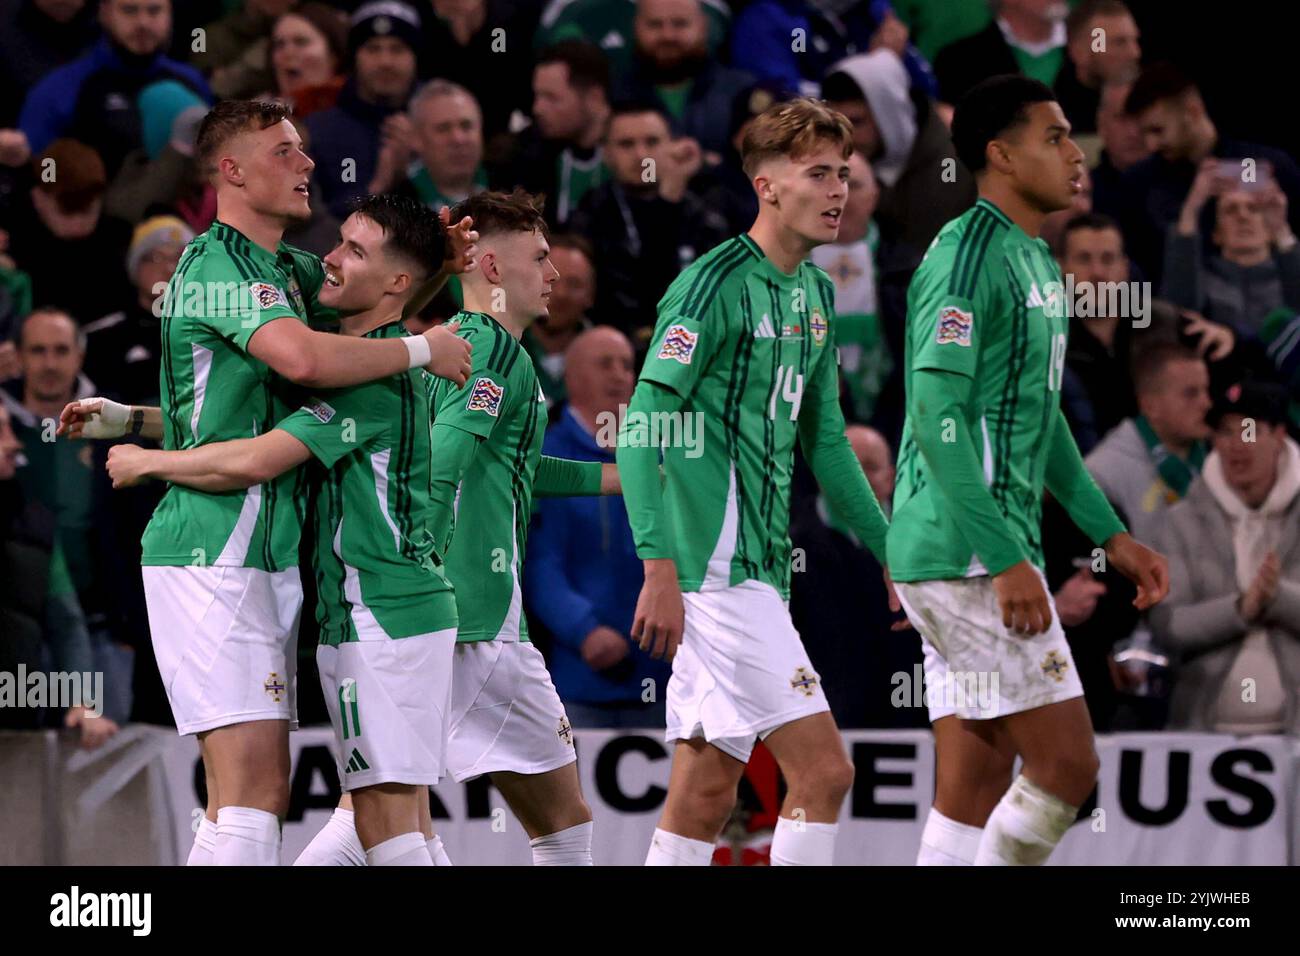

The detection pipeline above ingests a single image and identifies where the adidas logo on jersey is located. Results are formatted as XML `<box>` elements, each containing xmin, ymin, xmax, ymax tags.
<box><xmin>344</xmin><ymin>748</ymin><xmax>369</xmax><ymax>773</ymax></box>
<box><xmin>1025</xmin><ymin>282</ymin><xmax>1046</xmax><ymax>308</ymax></box>
<box><xmin>753</xmin><ymin>313</ymin><xmax>777</xmax><ymax>338</ymax></box>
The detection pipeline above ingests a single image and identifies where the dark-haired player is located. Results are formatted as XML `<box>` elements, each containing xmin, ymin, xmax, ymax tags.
<box><xmin>888</xmin><ymin>75</ymin><xmax>1169</xmax><ymax>866</ymax></box>
<box><xmin>59</xmin><ymin>99</ymin><xmax>474</xmax><ymax>867</ymax></box>
<box><xmin>617</xmin><ymin>98</ymin><xmax>895</xmax><ymax>866</ymax></box>
<box><xmin>106</xmin><ymin>195</ymin><xmax>468</xmax><ymax>866</ymax></box>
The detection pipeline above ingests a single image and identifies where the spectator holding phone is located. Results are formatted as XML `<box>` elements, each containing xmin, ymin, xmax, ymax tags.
<box><xmin>1162</xmin><ymin>159</ymin><xmax>1300</xmax><ymax>337</ymax></box>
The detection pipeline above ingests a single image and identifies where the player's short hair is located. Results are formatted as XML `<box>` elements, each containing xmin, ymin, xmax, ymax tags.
<box><xmin>740</xmin><ymin>97</ymin><xmax>853</xmax><ymax>178</ymax></box>
<box><xmin>1131</xmin><ymin>341</ymin><xmax>1201</xmax><ymax>395</ymax></box>
<box><xmin>950</xmin><ymin>75</ymin><xmax>1057</xmax><ymax>174</ymax></box>
<box><xmin>548</xmin><ymin>232</ymin><xmax>595</xmax><ymax>265</ymax></box>
<box><xmin>451</xmin><ymin>188</ymin><xmax>549</xmax><ymax>242</ymax></box>
<box><xmin>1065</xmin><ymin>0</ymin><xmax>1132</xmax><ymax>43</ymax></box>
<box><xmin>1124</xmin><ymin>63</ymin><xmax>1198</xmax><ymax>116</ymax></box>
<box><xmin>536</xmin><ymin>40</ymin><xmax>611</xmax><ymax>97</ymax></box>
<box><xmin>1061</xmin><ymin>212</ymin><xmax>1124</xmax><ymax>248</ymax></box>
<box><xmin>348</xmin><ymin>193</ymin><xmax>447</xmax><ymax>280</ymax></box>
<box><xmin>195</xmin><ymin>99</ymin><xmax>293</xmax><ymax>174</ymax></box>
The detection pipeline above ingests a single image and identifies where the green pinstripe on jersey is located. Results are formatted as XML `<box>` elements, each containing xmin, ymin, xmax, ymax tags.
<box><xmin>638</xmin><ymin>234</ymin><xmax>840</xmax><ymax>598</ymax></box>
<box><xmin>143</xmin><ymin>221</ymin><xmax>334</xmax><ymax>571</ymax></box>
<box><xmin>277</xmin><ymin>322</ymin><xmax>456</xmax><ymax>645</ymax></box>
<box><xmin>889</xmin><ymin>199</ymin><xmax>1071</xmax><ymax>580</ymax></box>
<box><xmin>429</xmin><ymin>311</ymin><xmax>546</xmax><ymax>642</ymax></box>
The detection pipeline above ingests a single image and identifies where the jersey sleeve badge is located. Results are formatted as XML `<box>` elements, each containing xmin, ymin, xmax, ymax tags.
<box><xmin>301</xmin><ymin>397</ymin><xmax>336</xmax><ymax>423</ymax></box>
<box><xmin>657</xmin><ymin>324</ymin><xmax>699</xmax><ymax>364</ymax></box>
<box><xmin>936</xmin><ymin>305</ymin><xmax>973</xmax><ymax>347</ymax></box>
<box><xmin>466</xmin><ymin>376</ymin><xmax>505</xmax><ymax>416</ymax></box>
<box><xmin>249</xmin><ymin>281</ymin><xmax>290</xmax><ymax>311</ymax></box>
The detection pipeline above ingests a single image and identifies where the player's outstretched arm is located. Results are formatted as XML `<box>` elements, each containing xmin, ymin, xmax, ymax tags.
<box><xmin>533</xmin><ymin>455</ymin><xmax>606</xmax><ymax>498</ymax></box>
<box><xmin>1042</xmin><ymin>408</ymin><xmax>1170</xmax><ymax>610</ymax></box>
<box><xmin>247</xmin><ymin>317</ymin><xmax>472</xmax><ymax>390</ymax></box>
<box><xmin>105</xmin><ymin>431</ymin><xmax>310</xmax><ymax>491</ymax></box>
<box><xmin>58</xmin><ymin>397</ymin><xmax>163</xmax><ymax>441</ymax></box>
<box><xmin>617</xmin><ymin>380</ymin><xmax>684</xmax><ymax>660</ymax></box>
<box><xmin>910</xmin><ymin>366</ymin><xmax>1053</xmax><ymax>633</ymax></box>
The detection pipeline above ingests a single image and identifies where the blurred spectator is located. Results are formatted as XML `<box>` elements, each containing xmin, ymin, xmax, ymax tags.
<box><xmin>2</xmin><ymin>140</ymin><xmax>134</xmax><ymax>323</ymax></box>
<box><xmin>1</xmin><ymin>310</ymin><xmax>127</xmax><ymax>736</ymax></box>
<box><xmin>1151</xmin><ymin>380</ymin><xmax>1300</xmax><ymax>734</ymax></box>
<box><xmin>689</xmin><ymin>79</ymin><xmax>794</xmax><ymax>238</ymax></box>
<box><xmin>810</xmin><ymin>152</ymin><xmax>891</xmax><ymax>424</ymax></box>
<box><xmin>200</xmin><ymin>0</ymin><xmax>298</xmax><ymax>100</ymax></box>
<box><xmin>262</xmin><ymin>3</ymin><xmax>349</xmax><ymax>116</ymax></box>
<box><xmin>13</xmin><ymin>0</ymin><xmax>213</xmax><ymax>178</ymax></box>
<box><xmin>1085</xmin><ymin>342</ymin><xmax>1211</xmax><ymax>543</ymax></box>
<box><xmin>392</xmin><ymin>81</ymin><xmax>488</xmax><ymax>210</ymax></box>
<box><xmin>306</xmin><ymin>1</ymin><xmax>421</xmax><ymax>218</ymax></box>
<box><xmin>568</xmin><ymin>101</ymin><xmax>727</xmax><ymax>343</ymax></box>
<box><xmin>730</xmin><ymin>2</ymin><xmax>934</xmax><ymax>100</ymax></box>
<box><xmin>1090</xmin><ymin>78</ymin><xmax>1149</xmax><ymax>218</ymax></box>
<box><xmin>0</xmin><ymin>398</ymin><xmax>116</xmax><ymax>748</ymax></box>
<box><xmin>524</xmin><ymin>326</ymin><xmax>670</xmax><ymax>727</ymax></box>
<box><xmin>823</xmin><ymin>50</ymin><xmax>975</xmax><ymax>270</ymax></box>
<box><xmin>933</xmin><ymin>0</ymin><xmax>1067</xmax><ymax>106</ymax></box>
<box><xmin>790</xmin><ymin>423</ymin><xmax>920</xmax><ymax>728</ymax></box>
<box><xmin>890</xmin><ymin>0</ymin><xmax>992</xmax><ymax>63</ymax></box>
<box><xmin>82</xmin><ymin>215</ymin><xmax>192</xmax><ymax>406</ymax></box>
<box><xmin>1163</xmin><ymin>172</ymin><xmax>1300</xmax><ymax>336</ymax></box>
<box><xmin>412</xmin><ymin>0</ymin><xmax>537</xmax><ymax>144</ymax></box>
<box><xmin>506</xmin><ymin>41</ymin><xmax>611</xmax><ymax>228</ymax></box>
<box><xmin>104</xmin><ymin>103</ymin><xmax>210</xmax><ymax>227</ymax></box>
<box><xmin>612</xmin><ymin>0</ymin><xmax>754</xmax><ymax>157</ymax></box>
<box><xmin>525</xmin><ymin>233</ymin><xmax>596</xmax><ymax>407</ymax></box>
<box><xmin>0</xmin><ymin>0</ymin><xmax>96</xmax><ymax>128</ymax></box>
<box><xmin>0</xmin><ymin>230</ymin><xmax>34</xmax><ymax>346</ymax></box>
<box><xmin>1059</xmin><ymin>212</ymin><xmax>1141</xmax><ymax>439</ymax></box>
<box><xmin>536</xmin><ymin>0</ymin><xmax>732</xmax><ymax>83</ymax></box>
<box><xmin>1119</xmin><ymin>63</ymin><xmax>1300</xmax><ymax>285</ymax></box>
<box><xmin>1258</xmin><ymin>307</ymin><xmax>1300</xmax><ymax>425</ymax></box>
<box><xmin>1054</xmin><ymin>0</ymin><xmax>1141</xmax><ymax>135</ymax></box>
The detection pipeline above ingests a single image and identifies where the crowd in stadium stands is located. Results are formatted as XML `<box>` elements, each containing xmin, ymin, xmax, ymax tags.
<box><xmin>1</xmin><ymin>0</ymin><xmax>1299</xmax><ymax>748</ymax></box>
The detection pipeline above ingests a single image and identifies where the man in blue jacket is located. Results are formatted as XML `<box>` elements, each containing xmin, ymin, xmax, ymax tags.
<box><xmin>525</xmin><ymin>326</ymin><xmax>672</xmax><ymax>727</ymax></box>
<box><xmin>16</xmin><ymin>0</ymin><xmax>212</xmax><ymax>177</ymax></box>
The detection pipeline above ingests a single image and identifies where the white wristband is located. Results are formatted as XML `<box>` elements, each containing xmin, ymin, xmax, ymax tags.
<box><xmin>81</xmin><ymin>398</ymin><xmax>131</xmax><ymax>439</ymax></box>
<box><xmin>402</xmin><ymin>334</ymin><xmax>431</xmax><ymax>370</ymax></box>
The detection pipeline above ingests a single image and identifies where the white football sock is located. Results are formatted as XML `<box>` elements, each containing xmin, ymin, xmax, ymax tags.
<box><xmin>916</xmin><ymin>808</ymin><xmax>982</xmax><ymax>865</ymax></box>
<box><xmin>294</xmin><ymin>807</ymin><xmax>366</xmax><ymax>866</ymax></box>
<box><xmin>186</xmin><ymin>816</ymin><xmax>217</xmax><ymax>866</ymax></box>
<box><xmin>366</xmin><ymin>832</ymin><xmax>434</xmax><ymax>866</ymax></box>
<box><xmin>770</xmin><ymin>816</ymin><xmax>837</xmax><ymax>866</ymax></box>
<box><xmin>644</xmin><ymin>827</ymin><xmax>714</xmax><ymax>866</ymax></box>
<box><xmin>529</xmin><ymin>821</ymin><xmax>593</xmax><ymax>866</ymax></box>
<box><xmin>213</xmin><ymin>806</ymin><xmax>281</xmax><ymax>866</ymax></box>
<box><xmin>975</xmin><ymin>775</ymin><xmax>1078</xmax><ymax>866</ymax></box>
<box><xmin>427</xmin><ymin>834</ymin><xmax>453</xmax><ymax>866</ymax></box>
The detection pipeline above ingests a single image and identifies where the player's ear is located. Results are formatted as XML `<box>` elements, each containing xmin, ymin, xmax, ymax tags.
<box><xmin>754</xmin><ymin>173</ymin><xmax>778</xmax><ymax>207</ymax></box>
<box><xmin>480</xmin><ymin>250</ymin><xmax>501</xmax><ymax>283</ymax></box>
<box><xmin>986</xmin><ymin>138</ymin><xmax>1014</xmax><ymax>175</ymax></box>
<box><xmin>218</xmin><ymin>155</ymin><xmax>244</xmax><ymax>187</ymax></box>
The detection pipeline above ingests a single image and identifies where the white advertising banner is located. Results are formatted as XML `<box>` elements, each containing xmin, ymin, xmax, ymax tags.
<box><xmin>159</xmin><ymin>729</ymin><xmax>1296</xmax><ymax>866</ymax></box>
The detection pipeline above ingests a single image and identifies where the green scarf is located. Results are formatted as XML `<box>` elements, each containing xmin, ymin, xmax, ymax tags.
<box><xmin>1134</xmin><ymin>415</ymin><xmax>1206</xmax><ymax>498</ymax></box>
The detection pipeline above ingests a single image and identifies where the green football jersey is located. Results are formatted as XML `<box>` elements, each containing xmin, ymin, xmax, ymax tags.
<box><xmin>889</xmin><ymin>198</ymin><xmax>1070</xmax><ymax>580</ymax></box>
<box><xmin>429</xmin><ymin>311</ymin><xmax>546</xmax><ymax>643</ymax></box>
<box><xmin>142</xmin><ymin>221</ymin><xmax>334</xmax><ymax>571</ymax></box>
<box><xmin>639</xmin><ymin>234</ymin><xmax>840</xmax><ymax>599</ymax></box>
<box><xmin>277</xmin><ymin>322</ymin><xmax>457</xmax><ymax>646</ymax></box>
